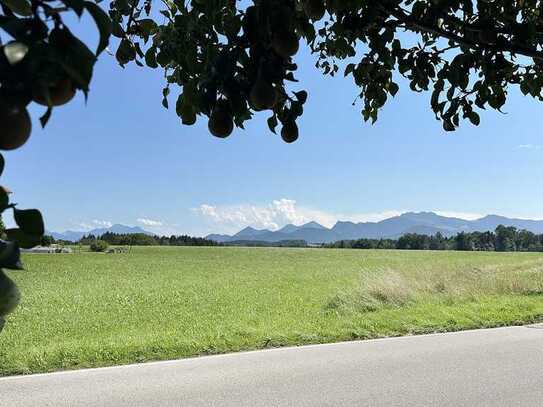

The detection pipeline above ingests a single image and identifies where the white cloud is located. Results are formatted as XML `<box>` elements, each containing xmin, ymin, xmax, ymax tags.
<box><xmin>92</xmin><ymin>219</ymin><xmax>113</xmax><ymax>228</ymax></box>
<box><xmin>434</xmin><ymin>211</ymin><xmax>484</xmax><ymax>221</ymax></box>
<box><xmin>75</xmin><ymin>220</ymin><xmax>112</xmax><ymax>231</ymax></box>
<box><xmin>518</xmin><ymin>144</ymin><xmax>542</xmax><ymax>150</ymax></box>
<box><xmin>345</xmin><ymin>210</ymin><xmax>405</xmax><ymax>223</ymax></box>
<box><xmin>193</xmin><ymin>199</ymin><xmax>405</xmax><ymax>234</ymax></box>
<box><xmin>137</xmin><ymin>218</ymin><xmax>163</xmax><ymax>227</ymax></box>
<box><xmin>78</xmin><ymin>222</ymin><xmax>94</xmax><ymax>231</ymax></box>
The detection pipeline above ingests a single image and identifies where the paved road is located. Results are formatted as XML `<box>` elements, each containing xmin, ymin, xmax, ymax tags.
<box><xmin>2</xmin><ymin>325</ymin><xmax>543</xmax><ymax>406</ymax></box>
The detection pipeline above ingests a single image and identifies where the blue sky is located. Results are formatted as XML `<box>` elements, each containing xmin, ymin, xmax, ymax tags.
<box><xmin>4</xmin><ymin>14</ymin><xmax>543</xmax><ymax>236</ymax></box>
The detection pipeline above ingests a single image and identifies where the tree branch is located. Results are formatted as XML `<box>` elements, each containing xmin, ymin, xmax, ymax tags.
<box><xmin>385</xmin><ymin>5</ymin><xmax>543</xmax><ymax>60</ymax></box>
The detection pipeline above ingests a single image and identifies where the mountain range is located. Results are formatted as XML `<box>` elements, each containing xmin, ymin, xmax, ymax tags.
<box><xmin>206</xmin><ymin>212</ymin><xmax>543</xmax><ymax>244</ymax></box>
<box><xmin>48</xmin><ymin>224</ymin><xmax>152</xmax><ymax>242</ymax></box>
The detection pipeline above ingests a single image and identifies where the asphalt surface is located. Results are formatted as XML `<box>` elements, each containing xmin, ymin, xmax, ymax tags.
<box><xmin>2</xmin><ymin>325</ymin><xmax>543</xmax><ymax>406</ymax></box>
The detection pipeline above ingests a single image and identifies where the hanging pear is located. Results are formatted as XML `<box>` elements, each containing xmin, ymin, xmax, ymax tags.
<box><xmin>33</xmin><ymin>78</ymin><xmax>76</xmax><ymax>107</ymax></box>
<box><xmin>250</xmin><ymin>75</ymin><xmax>277</xmax><ymax>110</ymax></box>
<box><xmin>272</xmin><ymin>31</ymin><xmax>299</xmax><ymax>59</ymax></box>
<box><xmin>208</xmin><ymin>104</ymin><xmax>234</xmax><ymax>138</ymax></box>
<box><xmin>0</xmin><ymin>102</ymin><xmax>31</xmax><ymax>150</ymax></box>
<box><xmin>304</xmin><ymin>0</ymin><xmax>325</xmax><ymax>21</ymax></box>
<box><xmin>281</xmin><ymin>120</ymin><xmax>299</xmax><ymax>143</ymax></box>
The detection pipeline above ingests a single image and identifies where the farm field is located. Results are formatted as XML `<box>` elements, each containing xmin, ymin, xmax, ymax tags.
<box><xmin>1</xmin><ymin>246</ymin><xmax>543</xmax><ymax>376</ymax></box>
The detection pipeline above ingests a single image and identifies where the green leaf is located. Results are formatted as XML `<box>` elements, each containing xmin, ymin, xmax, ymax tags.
<box><xmin>0</xmin><ymin>240</ymin><xmax>23</xmax><ymax>270</ymax></box>
<box><xmin>0</xmin><ymin>0</ymin><xmax>31</xmax><ymax>16</ymax></box>
<box><xmin>443</xmin><ymin>120</ymin><xmax>456</xmax><ymax>132</ymax></box>
<box><xmin>0</xmin><ymin>187</ymin><xmax>9</xmax><ymax>211</ymax></box>
<box><xmin>61</xmin><ymin>0</ymin><xmax>85</xmax><ymax>16</ymax></box>
<box><xmin>111</xmin><ymin>21</ymin><xmax>124</xmax><ymax>38</ymax></box>
<box><xmin>39</xmin><ymin>106</ymin><xmax>53</xmax><ymax>128</ymax></box>
<box><xmin>84</xmin><ymin>1</ymin><xmax>112</xmax><ymax>56</ymax></box>
<box><xmin>144</xmin><ymin>47</ymin><xmax>158</xmax><ymax>68</ymax></box>
<box><xmin>284</xmin><ymin>72</ymin><xmax>298</xmax><ymax>82</ymax></box>
<box><xmin>5</xmin><ymin>229</ymin><xmax>41</xmax><ymax>249</ymax></box>
<box><xmin>0</xmin><ymin>154</ymin><xmax>4</xmax><ymax>177</ymax></box>
<box><xmin>344</xmin><ymin>63</ymin><xmax>355</xmax><ymax>77</ymax></box>
<box><xmin>267</xmin><ymin>115</ymin><xmax>278</xmax><ymax>134</ymax></box>
<box><xmin>294</xmin><ymin>91</ymin><xmax>308</xmax><ymax>104</ymax></box>
<box><xmin>133</xmin><ymin>42</ymin><xmax>145</xmax><ymax>59</ymax></box>
<box><xmin>468</xmin><ymin>112</ymin><xmax>480</xmax><ymax>126</ymax></box>
<box><xmin>162</xmin><ymin>86</ymin><xmax>170</xmax><ymax>108</ymax></box>
<box><xmin>51</xmin><ymin>27</ymin><xmax>97</xmax><ymax>91</ymax></box>
<box><xmin>290</xmin><ymin>101</ymin><xmax>303</xmax><ymax>118</ymax></box>
<box><xmin>13</xmin><ymin>209</ymin><xmax>45</xmax><ymax>236</ymax></box>
<box><xmin>3</xmin><ymin>41</ymin><xmax>28</xmax><ymax>65</ymax></box>
<box><xmin>138</xmin><ymin>19</ymin><xmax>157</xmax><ymax>36</ymax></box>
<box><xmin>116</xmin><ymin>39</ymin><xmax>136</xmax><ymax>66</ymax></box>
<box><xmin>388</xmin><ymin>82</ymin><xmax>399</xmax><ymax>97</ymax></box>
<box><xmin>0</xmin><ymin>17</ymin><xmax>48</xmax><ymax>42</ymax></box>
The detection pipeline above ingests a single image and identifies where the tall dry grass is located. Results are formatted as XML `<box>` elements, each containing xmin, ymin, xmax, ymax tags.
<box><xmin>326</xmin><ymin>260</ymin><xmax>543</xmax><ymax>313</ymax></box>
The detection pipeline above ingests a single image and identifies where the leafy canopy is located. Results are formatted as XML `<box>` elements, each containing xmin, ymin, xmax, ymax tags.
<box><xmin>109</xmin><ymin>0</ymin><xmax>543</xmax><ymax>136</ymax></box>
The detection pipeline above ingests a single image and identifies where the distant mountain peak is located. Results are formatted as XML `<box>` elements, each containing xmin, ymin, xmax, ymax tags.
<box><xmin>277</xmin><ymin>221</ymin><xmax>328</xmax><ymax>234</ymax></box>
<box><xmin>278</xmin><ymin>224</ymin><xmax>298</xmax><ymax>233</ymax></box>
<box><xmin>300</xmin><ymin>221</ymin><xmax>327</xmax><ymax>230</ymax></box>
<box><xmin>480</xmin><ymin>214</ymin><xmax>506</xmax><ymax>220</ymax></box>
<box><xmin>239</xmin><ymin>226</ymin><xmax>259</xmax><ymax>232</ymax></box>
<box><xmin>334</xmin><ymin>220</ymin><xmax>357</xmax><ymax>226</ymax></box>
<box><xmin>234</xmin><ymin>226</ymin><xmax>270</xmax><ymax>238</ymax></box>
<box><xmin>401</xmin><ymin>211</ymin><xmax>441</xmax><ymax>218</ymax></box>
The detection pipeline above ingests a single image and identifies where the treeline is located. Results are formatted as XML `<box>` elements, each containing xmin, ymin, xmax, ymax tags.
<box><xmin>326</xmin><ymin>226</ymin><xmax>543</xmax><ymax>252</ymax></box>
<box><xmin>78</xmin><ymin>232</ymin><xmax>220</xmax><ymax>246</ymax></box>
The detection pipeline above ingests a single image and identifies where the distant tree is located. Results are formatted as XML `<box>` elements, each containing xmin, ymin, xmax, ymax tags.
<box><xmin>454</xmin><ymin>232</ymin><xmax>474</xmax><ymax>251</ymax></box>
<box><xmin>90</xmin><ymin>240</ymin><xmax>109</xmax><ymax>253</ymax></box>
<box><xmin>397</xmin><ymin>233</ymin><xmax>430</xmax><ymax>250</ymax></box>
<box><xmin>80</xmin><ymin>234</ymin><xmax>98</xmax><ymax>245</ymax></box>
<box><xmin>516</xmin><ymin>229</ymin><xmax>540</xmax><ymax>251</ymax></box>
<box><xmin>495</xmin><ymin>225</ymin><xmax>517</xmax><ymax>252</ymax></box>
<box><xmin>429</xmin><ymin>232</ymin><xmax>447</xmax><ymax>250</ymax></box>
<box><xmin>41</xmin><ymin>235</ymin><xmax>54</xmax><ymax>247</ymax></box>
<box><xmin>470</xmin><ymin>231</ymin><xmax>495</xmax><ymax>251</ymax></box>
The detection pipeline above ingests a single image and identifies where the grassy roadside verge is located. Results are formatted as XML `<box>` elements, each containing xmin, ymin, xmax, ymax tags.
<box><xmin>1</xmin><ymin>247</ymin><xmax>542</xmax><ymax>376</ymax></box>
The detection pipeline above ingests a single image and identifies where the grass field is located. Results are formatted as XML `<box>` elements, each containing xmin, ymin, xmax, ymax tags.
<box><xmin>1</xmin><ymin>247</ymin><xmax>543</xmax><ymax>376</ymax></box>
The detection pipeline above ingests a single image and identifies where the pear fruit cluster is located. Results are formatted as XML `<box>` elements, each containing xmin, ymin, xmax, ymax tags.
<box><xmin>243</xmin><ymin>1</ymin><xmax>316</xmax><ymax>143</ymax></box>
<box><xmin>203</xmin><ymin>0</ymin><xmax>319</xmax><ymax>143</ymax></box>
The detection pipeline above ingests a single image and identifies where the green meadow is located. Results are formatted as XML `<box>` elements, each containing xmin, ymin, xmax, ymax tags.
<box><xmin>1</xmin><ymin>247</ymin><xmax>543</xmax><ymax>376</ymax></box>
